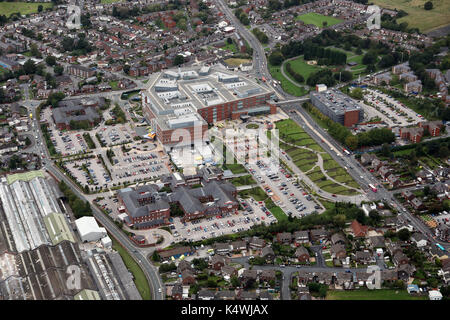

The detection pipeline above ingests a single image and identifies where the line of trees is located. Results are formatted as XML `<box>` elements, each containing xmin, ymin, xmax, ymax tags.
<box><xmin>252</xmin><ymin>28</ymin><xmax>269</xmax><ymax>44</ymax></box>
<box><xmin>58</xmin><ymin>180</ymin><xmax>93</xmax><ymax>218</ymax></box>
<box><xmin>303</xmin><ymin>44</ymin><xmax>347</xmax><ymax>65</ymax></box>
<box><xmin>285</xmin><ymin>62</ymin><xmax>304</xmax><ymax>83</ymax></box>
<box><xmin>234</xmin><ymin>8</ymin><xmax>250</xmax><ymax>25</ymax></box>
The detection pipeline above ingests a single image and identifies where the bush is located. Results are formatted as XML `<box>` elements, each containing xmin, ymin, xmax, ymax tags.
<box><xmin>158</xmin><ymin>262</ymin><xmax>177</xmax><ymax>273</ymax></box>
<box><xmin>424</xmin><ymin>1</ymin><xmax>433</xmax><ymax>10</ymax></box>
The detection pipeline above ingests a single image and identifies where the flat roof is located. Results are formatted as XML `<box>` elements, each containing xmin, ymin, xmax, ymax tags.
<box><xmin>143</xmin><ymin>65</ymin><xmax>272</xmax><ymax>131</ymax></box>
<box><xmin>74</xmin><ymin>289</ymin><xmax>102</xmax><ymax>300</ymax></box>
<box><xmin>310</xmin><ymin>89</ymin><xmax>362</xmax><ymax>115</ymax></box>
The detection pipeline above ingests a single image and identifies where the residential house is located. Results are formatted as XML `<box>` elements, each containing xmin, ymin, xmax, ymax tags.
<box><xmin>331</xmin><ymin>233</ymin><xmax>346</xmax><ymax>245</ymax></box>
<box><xmin>276</xmin><ymin>232</ymin><xmax>292</xmax><ymax>244</ymax></box>
<box><xmin>221</xmin><ymin>265</ymin><xmax>237</xmax><ymax>281</ymax></box>
<box><xmin>368</xmin><ymin>236</ymin><xmax>386</xmax><ymax>249</ymax></box>
<box><xmin>398</xmin><ymin>263</ymin><xmax>416</xmax><ymax>281</ymax></box>
<box><xmin>231</xmin><ymin>240</ymin><xmax>247</xmax><ymax>252</ymax></box>
<box><xmin>181</xmin><ymin>270</ymin><xmax>196</xmax><ymax>285</ymax></box>
<box><xmin>330</xmin><ymin>244</ymin><xmax>346</xmax><ymax>259</ymax></box>
<box><xmin>293</xmin><ymin>230</ymin><xmax>310</xmax><ymax>245</ymax></box>
<box><xmin>402</xmin><ymin>190</ymin><xmax>415</xmax><ymax>201</ymax></box>
<box><xmin>260</xmin><ymin>246</ymin><xmax>275</xmax><ymax>262</ymax></box>
<box><xmin>209</xmin><ymin>255</ymin><xmax>228</xmax><ymax>271</ymax></box>
<box><xmin>197</xmin><ymin>289</ymin><xmax>215</xmax><ymax>300</ymax></box>
<box><xmin>214</xmin><ymin>242</ymin><xmax>231</xmax><ymax>255</ymax></box>
<box><xmin>249</xmin><ymin>236</ymin><xmax>265</xmax><ymax>249</ymax></box>
<box><xmin>411</xmin><ymin>198</ymin><xmax>425</xmax><ymax>211</ymax></box>
<box><xmin>436</xmin><ymin>224</ymin><xmax>450</xmax><ymax>242</ymax></box>
<box><xmin>355</xmin><ymin>251</ymin><xmax>373</xmax><ymax>264</ymax></box>
<box><xmin>351</xmin><ymin>220</ymin><xmax>368</xmax><ymax>238</ymax></box>
<box><xmin>240</xmin><ymin>269</ymin><xmax>258</xmax><ymax>287</ymax></box>
<box><xmin>310</xmin><ymin>228</ymin><xmax>328</xmax><ymax>242</ymax></box>
<box><xmin>171</xmin><ymin>283</ymin><xmax>183</xmax><ymax>300</ymax></box>
<box><xmin>411</xmin><ymin>232</ymin><xmax>428</xmax><ymax>248</ymax></box>
<box><xmin>295</xmin><ymin>246</ymin><xmax>310</xmax><ymax>263</ymax></box>
<box><xmin>215</xmin><ymin>290</ymin><xmax>236</xmax><ymax>300</ymax></box>
<box><xmin>361</xmin><ymin>153</ymin><xmax>376</xmax><ymax>166</ymax></box>
<box><xmin>259</xmin><ymin>269</ymin><xmax>276</xmax><ymax>283</ymax></box>
<box><xmin>393</xmin><ymin>252</ymin><xmax>409</xmax><ymax>266</ymax></box>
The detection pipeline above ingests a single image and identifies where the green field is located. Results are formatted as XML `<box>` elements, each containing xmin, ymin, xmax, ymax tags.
<box><xmin>0</xmin><ymin>2</ymin><xmax>53</xmax><ymax>17</ymax></box>
<box><xmin>295</xmin><ymin>12</ymin><xmax>343</xmax><ymax>28</ymax></box>
<box><xmin>326</xmin><ymin>289</ymin><xmax>428</xmax><ymax>300</ymax></box>
<box><xmin>111</xmin><ymin>237</ymin><xmax>151</xmax><ymax>300</ymax></box>
<box><xmin>372</xmin><ymin>0</ymin><xmax>450</xmax><ymax>32</ymax></box>
<box><xmin>283</xmin><ymin>56</ymin><xmax>321</xmax><ymax>84</ymax></box>
<box><xmin>269</xmin><ymin>63</ymin><xmax>308</xmax><ymax>96</ymax></box>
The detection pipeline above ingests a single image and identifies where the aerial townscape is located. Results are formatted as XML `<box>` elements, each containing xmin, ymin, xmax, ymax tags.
<box><xmin>0</xmin><ymin>0</ymin><xmax>450</xmax><ymax>305</ymax></box>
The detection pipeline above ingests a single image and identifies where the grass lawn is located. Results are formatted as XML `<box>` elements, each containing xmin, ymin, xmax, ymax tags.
<box><xmin>284</xmin><ymin>56</ymin><xmax>321</xmax><ymax>83</ymax></box>
<box><xmin>295</xmin><ymin>12</ymin><xmax>343</xmax><ymax>28</ymax></box>
<box><xmin>109</xmin><ymin>81</ymin><xmax>119</xmax><ymax>90</ymax></box>
<box><xmin>222</xmin><ymin>42</ymin><xmax>238</xmax><ymax>53</ymax></box>
<box><xmin>326</xmin><ymin>289</ymin><xmax>428</xmax><ymax>300</ymax></box>
<box><xmin>238</xmin><ymin>187</ymin><xmax>268</xmax><ymax>202</ymax></box>
<box><xmin>224</xmin><ymin>58</ymin><xmax>251</xmax><ymax>67</ymax></box>
<box><xmin>111</xmin><ymin>236</ymin><xmax>151</xmax><ymax>300</ymax></box>
<box><xmin>101</xmin><ymin>0</ymin><xmax>123</xmax><ymax>3</ymax></box>
<box><xmin>265</xmin><ymin>200</ymin><xmax>287</xmax><ymax>222</ymax></box>
<box><xmin>0</xmin><ymin>2</ymin><xmax>53</xmax><ymax>17</ymax></box>
<box><xmin>372</xmin><ymin>0</ymin><xmax>450</xmax><ymax>32</ymax></box>
<box><xmin>269</xmin><ymin>63</ymin><xmax>308</xmax><ymax>96</ymax></box>
<box><xmin>230</xmin><ymin>175</ymin><xmax>256</xmax><ymax>187</ymax></box>
<box><xmin>223</xmin><ymin>162</ymin><xmax>247</xmax><ymax>174</ymax></box>
<box><xmin>246</xmin><ymin>123</ymin><xmax>259</xmax><ymax>129</ymax></box>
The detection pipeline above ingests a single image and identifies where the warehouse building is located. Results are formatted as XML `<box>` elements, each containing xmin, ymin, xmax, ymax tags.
<box><xmin>309</xmin><ymin>89</ymin><xmax>364</xmax><ymax>127</ymax></box>
<box><xmin>0</xmin><ymin>171</ymin><xmax>71</xmax><ymax>253</ymax></box>
<box><xmin>75</xmin><ymin>216</ymin><xmax>107</xmax><ymax>243</ymax></box>
<box><xmin>142</xmin><ymin>65</ymin><xmax>277</xmax><ymax>146</ymax></box>
<box><xmin>0</xmin><ymin>240</ymin><xmax>98</xmax><ymax>300</ymax></box>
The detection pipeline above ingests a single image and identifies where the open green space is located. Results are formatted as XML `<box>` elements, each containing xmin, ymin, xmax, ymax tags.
<box><xmin>269</xmin><ymin>63</ymin><xmax>308</xmax><ymax>97</ymax></box>
<box><xmin>372</xmin><ymin>0</ymin><xmax>450</xmax><ymax>32</ymax></box>
<box><xmin>111</xmin><ymin>236</ymin><xmax>151</xmax><ymax>300</ymax></box>
<box><xmin>238</xmin><ymin>187</ymin><xmax>269</xmax><ymax>202</ymax></box>
<box><xmin>222</xmin><ymin>42</ymin><xmax>238</xmax><ymax>53</ymax></box>
<box><xmin>101</xmin><ymin>0</ymin><xmax>123</xmax><ymax>3</ymax></box>
<box><xmin>295</xmin><ymin>12</ymin><xmax>343</xmax><ymax>28</ymax></box>
<box><xmin>0</xmin><ymin>2</ymin><xmax>53</xmax><ymax>17</ymax></box>
<box><xmin>222</xmin><ymin>162</ymin><xmax>247</xmax><ymax>174</ymax></box>
<box><xmin>246</xmin><ymin>123</ymin><xmax>259</xmax><ymax>129</ymax></box>
<box><xmin>326</xmin><ymin>289</ymin><xmax>427</xmax><ymax>300</ymax></box>
<box><xmin>283</xmin><ymin>56</ymin><xmax>321</xmax><ymax>83</ymax></box>
<box><xmin>276</xmin><ymin>119</ymin><xmax>360</xmax><ymax>195</ymax></box>
<box><xmin>230</xmin><ymin>175</ymin><xmax>256</xmax><ymax>187</ymax></box>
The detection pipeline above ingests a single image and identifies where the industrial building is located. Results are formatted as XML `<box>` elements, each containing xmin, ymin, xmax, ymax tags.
<box><xmin>309</xmin><ymin>89</ymin><xmax>364</xmax><ymax>127</ymax></box>
<box><xmin>84</xmin><ymin>249</ymin><xmax>142</xmax><ymax>300</ymax></box>
<box><xmin>0</xmin><ymin>171</ymin><xmax>73</xmax><ymax>253</ymax></box>
<box><xmin>0</xmin><ymin>240</ymin><xmax>98</xmax><ymax>300</ymax></box>
<box><xmin>142</xmin><ymin>65</ymin><xmax>277</xmax><ymax>147</ymax></box>
<box><xmin>75</xmin><ymin>216</ymin><xmax>107</xmax><ymax>243</ymax></box>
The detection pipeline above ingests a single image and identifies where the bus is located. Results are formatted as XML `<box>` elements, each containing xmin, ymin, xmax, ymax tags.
<box><xmin>436</xmin><ymin>244</ymin><xmax>445</xmax><ymax>251</ymax></box>
<box><xmin>343</xmin><ymin>148</ymin><xmax>351</xmax><ymax>156</ymax></box>
<box><xmin>369</xmin><ymin>184</ymin><xmax>377</xmax><ymax>192</ymax></box>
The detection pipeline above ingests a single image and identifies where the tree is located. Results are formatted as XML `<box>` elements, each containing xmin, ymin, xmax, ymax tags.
<box><xmin>174</xmin><ymin>55</ymin><xmax>184</xmax><ymax>66</ymax></box>
<box><xmin>53</xmin><ymin>64</ymin><xmax>64</xmax><ymax>76</ymax></box>
<box><xmin>123</xmin><ymin>65</ymin><xmax>130</xmax><ymax>75</ymax></box>
<box><xmin>38</xmin><ymin>4</ymin><xmax>43</xmax><ymax>12</ymax></box>
<box><xmin>30</xmin><ymin>43</ymin><xmax>41</xmax><ymax>57</ymax></box>
<box><xmin>322</xmin><ymin>21</ymin><xmax>328</xmax><ymax>28</ymax></box>
<box><xmin>381</xmin><ymin>143</ymin><xmax>391</xmax><ymax>157</ymax></box>
<box><xmin>45</xmin><ymin>55</ymin><xmax>56</xmax><ymax>66</ymax></box>
<box><xmin>268</xmin><ymin>51</ymin><xmax>284</xmax><ymax>66</ymax></box>
<box><xmin>439</xmin><ymin>146</ymin><xmax>449</xmax><ymax>158</ymax></box>
<box><xmin>397</xmin><ymin>228</ymin><xmax>411</xmax><ymax>241</ymax></box>
<box><xmin>227</xmin><ymin>37</ymin><xmax>232</xmax><ymax>45</ymax></box>
<box><xmin>345</xmin><ymin>135</ymin><xmax>358</xmax><ymax>150</ymax></box>
<box><xmin>23</xmin><ymin>59</ymin><xmax>36</xmax><ymax>74</ymax></box>
<box><xmin>424</xmin><ymin>1</ymin><xmax>433</xmax><ymax>10</ymax></box>
<box><xmin>231</xmin><ymin>275</ymin><xmax>240</xmax><ymax>288</ymax></box>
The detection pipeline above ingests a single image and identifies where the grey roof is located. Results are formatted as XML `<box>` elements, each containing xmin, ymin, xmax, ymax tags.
<box><xmin>295</xmin><ymin>246</ymin><xmax>309</xmax><ymax>257</ymax></box>
<box><xmin>261</xmin><ymin>246</ymin><xmax>274</xmax><ymax>258</ymax></box>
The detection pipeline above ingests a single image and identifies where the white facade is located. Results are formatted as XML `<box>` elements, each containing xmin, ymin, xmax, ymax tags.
<box><xmin>428</xmin><ymin>290</ymin><xmax>443</xmax><ymax>300</ymax></box>
<box><xmin>75</xmin><ymin>216</ymin><xmax>107</xmax><ymax>243</ymax></box>
<box><xmin>101</xmin><ymin>236</ymin><xmax>112</xmax><ymax>248</ymax></box>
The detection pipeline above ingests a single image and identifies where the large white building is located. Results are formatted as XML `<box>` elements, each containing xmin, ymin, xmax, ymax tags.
<box><xmin>75</xmin><ymin>216</ymin><xmax>107</xmax><ymax>243</ymax></box>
